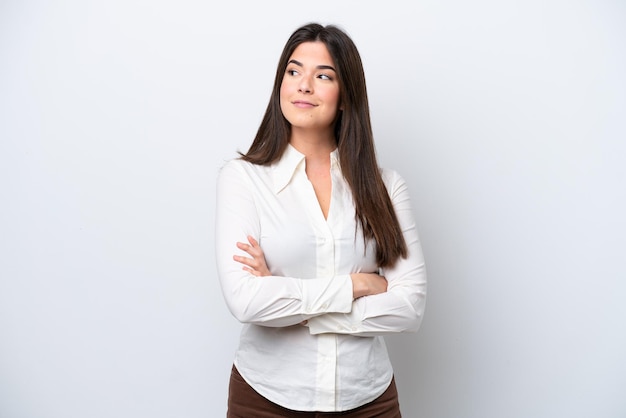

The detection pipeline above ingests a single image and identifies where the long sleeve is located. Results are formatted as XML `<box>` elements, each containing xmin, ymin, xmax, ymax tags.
<box><xmin>306</xmin><ymin>169</ymin><xmax>427</xmax><ymax>336</ymax></box>
<box><xmin>215</xmin><ymin>160</ymin><xmax>353</xmax><ymax>328</ymax></box>
<box><xmin>217</xmin><ymin>151</ymin><xmax>427</xmax><ymax>412</ymax></box>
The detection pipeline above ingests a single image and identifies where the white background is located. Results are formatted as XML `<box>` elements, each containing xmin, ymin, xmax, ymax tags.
<box><xmin>1</xmin><ymin>1</ymin><xmax>625</xmax><ymax>417</ymax></box>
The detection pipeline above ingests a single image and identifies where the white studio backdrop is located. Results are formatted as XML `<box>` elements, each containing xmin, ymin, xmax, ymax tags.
<box><xmin>1</xmin><ymin>1</ymin><xmax>624</xmax><ymax>417</ymax></box>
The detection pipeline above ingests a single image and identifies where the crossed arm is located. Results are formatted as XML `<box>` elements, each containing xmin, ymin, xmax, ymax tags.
<box><xmin>233</xmin><ymin>235</ymin><xmax>389</xmax><ymax>299</ymax></box>
<box><xmin>216</xmin><ymin>162</ymin><xmax>426</xmax><ymax>335</ymax></box>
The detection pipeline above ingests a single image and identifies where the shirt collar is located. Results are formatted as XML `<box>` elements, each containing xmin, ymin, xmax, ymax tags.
<box><xmin>272</xmin><ymin>143</ymin><xmax>339</xmax><ymax>194</ymax></box>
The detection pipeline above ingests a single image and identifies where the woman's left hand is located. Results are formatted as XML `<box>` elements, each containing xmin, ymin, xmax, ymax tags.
<box><xmin>233</xmin><ymin>235</ymin><xmax>271</xmax><ymax>277</ymax></box>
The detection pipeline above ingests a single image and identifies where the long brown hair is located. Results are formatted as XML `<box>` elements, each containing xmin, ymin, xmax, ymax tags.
<box><xmin>240</xmin><ymin>23</ymin><xmax>407</xmax><ymax>267</ymax></box>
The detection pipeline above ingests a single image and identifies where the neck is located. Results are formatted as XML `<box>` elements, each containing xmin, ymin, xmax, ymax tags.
<box><xmin>289</xmin><ymin>128</ymin><xmax>336</xmax><ymax>160</ymax></box>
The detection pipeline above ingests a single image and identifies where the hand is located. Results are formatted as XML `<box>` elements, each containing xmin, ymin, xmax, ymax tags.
<box><xmin>233</xmin><ymin>235</ymin><xmax>271</xmax><ymax>277</ymax></box>
<box><xmin>350</xmin><ymin>272</ymin><xmax>388</xmax><ymax>299</ymax></box>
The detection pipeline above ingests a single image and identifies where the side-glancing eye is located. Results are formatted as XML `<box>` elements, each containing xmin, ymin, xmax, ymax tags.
<box><xmin>318</xmin><ymin>73</ymin><xmax>332</xmax><ymax>81</ymax></box>
<box><xmin>286</xmin><ymin>68</ymin><xmax>299</xmax><ymax>76</ymax></box>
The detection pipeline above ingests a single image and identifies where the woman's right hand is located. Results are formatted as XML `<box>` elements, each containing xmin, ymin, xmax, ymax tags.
<box><xmin>350</xmin><ymin>272</ymin><xmax>388</xmax><ymax>299</ymax></box>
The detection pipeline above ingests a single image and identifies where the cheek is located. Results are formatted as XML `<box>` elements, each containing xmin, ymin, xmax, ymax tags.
<box><xmin>280</xmin><ymin>75</ymin><xmax>298</xmax><ymax>92</ymax></box>
<box><xmin>324</xmin><ymin>89</ymin><xmax>341</xmax><ymax>111</ymax></box>
<box><xmin>280</xmin><ymin>78</ymin><xmax>295</xmax><ymax>98</ymax></box>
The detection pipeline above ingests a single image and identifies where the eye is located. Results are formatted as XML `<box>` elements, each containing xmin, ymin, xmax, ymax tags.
<box><xmin>286</xmin><ymin>68</ymin><xmax>299</xmax><ymax>76</ymax></box>
<box><xmin>318</xmin><ymin>73</ymin><xmax>332</xmax><ymax>81</ymax></box>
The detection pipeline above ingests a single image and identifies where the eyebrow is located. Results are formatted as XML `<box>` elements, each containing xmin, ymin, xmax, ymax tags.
<box><xmin>288</xmin><ymin>59</ymin><xmax>336</xmax><ymax>72</ymax></box>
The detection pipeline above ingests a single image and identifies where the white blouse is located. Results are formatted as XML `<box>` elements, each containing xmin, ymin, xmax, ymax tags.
<box><xmin>215</xmin><ymin>144</ymin><xmax>427</xmax><ymax>412</ymax></box>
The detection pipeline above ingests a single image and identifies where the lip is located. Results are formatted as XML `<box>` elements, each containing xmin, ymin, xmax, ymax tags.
<box><xmin>292</xmin><ymin>100</ymin><xmax>317</xmax><ymax>108</ymax></box>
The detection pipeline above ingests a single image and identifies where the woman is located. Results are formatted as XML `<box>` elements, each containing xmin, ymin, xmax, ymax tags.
<box><xmin>215</xmin><ymin>22</ymin><xmax>427</xmax><ymax>417</ymax></box>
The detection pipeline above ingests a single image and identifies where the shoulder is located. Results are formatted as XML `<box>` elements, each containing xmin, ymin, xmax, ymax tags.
<box><xmin>217</xmin><ymin>157</ymin><xmax>273</xmax><ymax>191</ymax></box>
<box><xmin>218</xmin><ymin>158</ymin><xmax>268</xmax><ymax>178</ymax></box>
<box><xmin>218</xmin><ymin>157</ymin><xmax>246</xmax><ymax>174</ymax></box>
<box><xmin>378</xmin><ymin>167</ymin><xmax>412</xmax><ymax>203</ymax></box>
<box><xmin>380</xmin><ymin>167</ymin><xmax>406</xmax><ymax>188</ymax></box>
<box><xmin>378</xmin><ymin>167</ymin><xmax>417</xmax><ymax>216</ymax></box>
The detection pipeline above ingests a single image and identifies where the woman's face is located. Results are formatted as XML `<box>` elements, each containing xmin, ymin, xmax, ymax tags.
<box><xmin>280</xmin><ymin>41</ymin><xmax>341</xmax><ymax>134</ymax></box>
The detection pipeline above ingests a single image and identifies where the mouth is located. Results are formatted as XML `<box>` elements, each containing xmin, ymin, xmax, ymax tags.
<box><xmin>292</xmin><ymin>100</ymin><xmax>317</xmax><ymax>108</ymax></box>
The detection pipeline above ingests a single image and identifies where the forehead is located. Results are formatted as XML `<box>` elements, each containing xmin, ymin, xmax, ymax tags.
<box><xmin>288</xmin><ymin>41</ymin><xmax>335</xmax><ymax>67</ymax></box>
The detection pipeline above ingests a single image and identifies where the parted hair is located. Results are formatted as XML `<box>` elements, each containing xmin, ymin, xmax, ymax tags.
<box><xmin>239</xmin><ymin>23</ymin><xmax>407</xmax><ymax>267</ymax></box>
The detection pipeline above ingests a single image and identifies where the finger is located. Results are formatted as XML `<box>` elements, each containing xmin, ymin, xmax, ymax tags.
<box><xmin>237</xmin><ymin>241</ymin><xmax>264</xmax><ymax>258</ymax></box>
<box><xmin>246</xmin><ymin>237</ymin><xmax>265</xmax><ymax>257</ymax></box>
<box><xmin>242</xmin><ymin>266</ymin><xmax>261</xmax><ymax>277</ymax></box>
<box><xmin>236</xmin><ymin>256</ymin><xmax>268</xmax><ymax>273</ymax></box>
<box><xmin>233</xmin><ymin>255</ymin><xmax>256</xmax><ymax>267</ymax></box>
<box><xmin>247</xmin><ymin>235</ymin><xmax>260</xmax><ymax>247</ymax></box>
<box><xmin>236</xmin><ymin>241</ymin><xmax>250</xmax><ymax>251</ymax></box>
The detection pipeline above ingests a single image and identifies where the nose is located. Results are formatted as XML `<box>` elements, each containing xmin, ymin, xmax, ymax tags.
<box><xmin>298</xmin><ymin>76</ymin><xmax>312</xmax><ymax>93</ymax></box>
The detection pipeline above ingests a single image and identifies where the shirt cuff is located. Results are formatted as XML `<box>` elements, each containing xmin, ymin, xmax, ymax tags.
<box><xmin>300</xmin><ymin>274</ymin><xmax>353</xmax><ymax>315</ymax></box>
